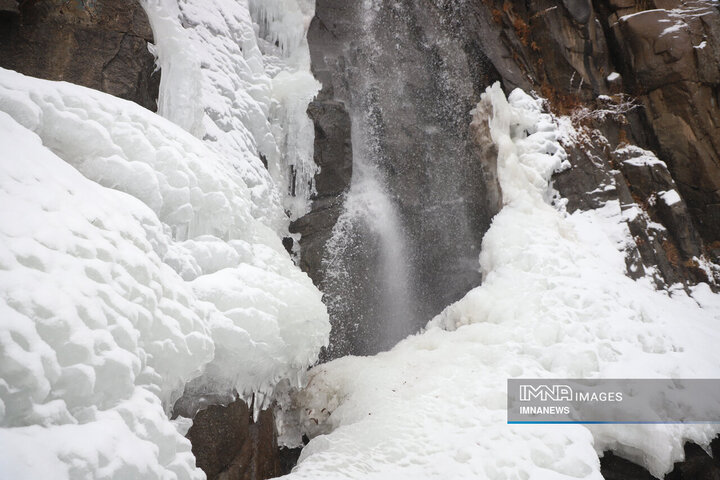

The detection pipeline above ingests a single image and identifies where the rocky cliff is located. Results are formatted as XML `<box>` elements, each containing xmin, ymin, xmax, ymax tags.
<box><xmin>296</xmin><ymin>0</ymin><xmax>720</xmax><ymax>477</ymax></box>
<box><xmin>466</xmin><ymin>0</ymin><xmax>720</xmax><ymax>287</ymax></box>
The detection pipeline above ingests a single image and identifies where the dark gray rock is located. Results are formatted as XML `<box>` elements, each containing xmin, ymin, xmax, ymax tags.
<box><xmin>0</xmin><ymin>0</ymin><xmax>18</xmax><ymax>14</ymax></box>
<box><xmin>290</xmin><ymin>99</ymin><xmax>353</xmax><ymax>287</ymax></box>
<box><xmin>563</xmin><ymin>0</ymin><xmax>593</xmax><ymax>24</ymax></box>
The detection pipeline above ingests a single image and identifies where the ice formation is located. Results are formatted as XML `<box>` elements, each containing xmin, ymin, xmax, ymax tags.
<box><xmin>0</xmin><ymin>67</ymin><xmax>329</xmax><ymax>479</ymax></box>
<box><xmin>281</xmin><ymin>84</ymin><xmax>720</xmax><ymax>479</ymax></box>
<box><xmin>141</xmin><ymin>0</ymin><xmax>320</xmax><ymax>225</ymax></box>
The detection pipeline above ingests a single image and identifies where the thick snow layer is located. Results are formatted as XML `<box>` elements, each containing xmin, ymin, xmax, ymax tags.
<box><xmin>141</xmin><ymin>0</ymin><xmax>319</xmax><ymax>224</ymax></box>
<box><xmin>0</xmin><ymin>68</ymin><xmax>329</xmax><ymax>479</ymax></box>
<box><xmin>281</xmin><ymin>84</ymin><xmax>720</xmax><ymax>480</ymax></box>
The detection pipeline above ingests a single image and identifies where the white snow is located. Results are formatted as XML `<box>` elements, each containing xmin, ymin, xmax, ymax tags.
<box><xmin>618</xmin><ymin>9</ymin><xmax>665</xmax><ymax>22</ymax></box>
<box><xmin>617</xmin><ymin>5</ymin><xmax>715</xmax><ymax>32</ymax></box>
<box><xmin>619</xmin><ymin>145</ymin><xmax>669</xmax><ymax>168</ymax></box>
<box><xmin>660</xmin><ymin>23</ymin><xmax>684</xmax><ymax>37</ymax></box>
<box><xmin>659</xmin><ymin>190</ymin><xmax>682</xmax><ymax>207</ymax></box>
<box><xmin>280</xmin><ymin>84</ymin><xmax>720</xmax><ymax>480</ymax></box>
<box><xmin>606</xmin><ymin>72</ymin><xmax>620</xmax><ymax>82</ymax></box>
<box><xmin>0</xmin><ymin>68</ymin><xmax>329</xmax><ymax>479</ymax></box>
<box><xmin>141</xmin><ymin>0</ymin><xmax>320</xmax><ymax>224</ymax></box>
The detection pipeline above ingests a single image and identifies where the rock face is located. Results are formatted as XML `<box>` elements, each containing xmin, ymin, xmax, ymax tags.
<box><xmin>601</xmin><ymin>1</ymin><xmax>720</xmax><ymax>243</ymax></box>
<box><xmin>462</xmin><ymin>0</ymin><xmax>720</xmax><ymax>285</ymax></box>
<box><xmin>0</xmin><ymin>0</ymin><xmax>158</xmax><ymax>111</ymax></box>
<box><xmin>291</xmin><ymin>98</ymin><xmax>353</xmax><ymax>287</ymax></box>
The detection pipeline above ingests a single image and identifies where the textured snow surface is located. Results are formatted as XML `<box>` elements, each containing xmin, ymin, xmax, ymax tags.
<box><xmin>281</xmin><ymin>84</ymin><xmax>720</xmax><ymax>480</ymax></box>
<box><xmin>0</xmin><ymin>68</ymin><xmax>328</xmax><ymax>479</ymax></box>
<box><xmin>141</xmin><ymin>0</ymin><xmax>319</xmax><ymax>224</ymax></box>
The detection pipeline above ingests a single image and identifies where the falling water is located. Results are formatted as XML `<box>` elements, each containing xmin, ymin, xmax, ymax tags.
<box><xmin>321</xmin><ymin>110</ymin><xmax>415</xmax><ymax>357</ymax></box>
<box><xmin>320</xmin><ymin>0</ymin><xmax>414</xmax><ymax>357</ymax></box>
<box><xmin>311</xmin><ymin>0</ymin><xmax>501</xmax><ymax>358</ymax></box>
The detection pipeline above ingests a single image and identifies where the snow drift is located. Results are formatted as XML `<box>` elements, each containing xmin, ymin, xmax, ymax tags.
<box><xmin>0</xmin><ymin>67</ymin><xmax>329</xmax><ymax>479</ymax></box>
<box><xmin>281</xmin><ymin>84</ymin><xmax>720</xmax><ymax>479</ymax></box>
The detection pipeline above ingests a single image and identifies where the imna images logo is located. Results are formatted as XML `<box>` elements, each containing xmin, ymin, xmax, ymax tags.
<box><xmin>519</xmin><ymin>384</ymin><xmax>573</xmax><ymax>402</ymax></box>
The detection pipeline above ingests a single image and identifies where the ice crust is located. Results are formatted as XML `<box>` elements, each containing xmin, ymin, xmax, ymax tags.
<box><xmin>0</xmin><ymin>68</ymin><xmax>329</xmax><ymax>479</ymax></box>
<box><xmin>141</xmin><ymin>0</ymin><xmax>319</xmax><ymax>225</ymax></box>
<box><xmin>282</xmin><ymin>84</ymin><xmax>720</xmax><ymax>480</ymax></box>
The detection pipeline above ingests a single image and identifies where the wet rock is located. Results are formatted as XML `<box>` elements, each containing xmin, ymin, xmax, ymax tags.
<box><xmin>0</xmin><ymin>0</ymin><xmax>159</xmax><ymax>111</ymax></box>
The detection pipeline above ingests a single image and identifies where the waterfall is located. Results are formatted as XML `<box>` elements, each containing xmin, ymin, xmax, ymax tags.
<box><xmin>319</xmin><ymin>0</ymin><xmax>414</xmax><ymax>358</ymax></box>
<box><xmin>321</xmin><ymin>107</ymin><xmax>415</xmax><ymax>358</ymax></box>
<box><xmin>311</xmin><ymin>0</ymin><xmax>501</xmax><ymax>358</ymax></box>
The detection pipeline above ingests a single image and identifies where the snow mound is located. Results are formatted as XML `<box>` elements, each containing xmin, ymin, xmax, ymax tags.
<box><xmin>282</xmin><ymin>84</ymin><xmax>720</xmax><ymax>479</ymax></box>
<box><xmin>0</xmin><ymin>68</ymin><xmax>329</xmax><ymax>479</ymax></box>
<box><xmin>141</xmin><ymin>0</ymin><xmax>319</xmax><ymax>224</ymax></box>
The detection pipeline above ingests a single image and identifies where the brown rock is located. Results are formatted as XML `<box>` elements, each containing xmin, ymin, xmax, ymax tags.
<box><xmin>186</xmin><ymin>398</ymin><xmax>300</xmax><ymax>480</ymax></box>
<box><xmin>467</xmin><ymin>0</ymin><xmax>720</xmax><ymax>285</ymax></box>
<box><xmin>0</xmin><ymin>0</ymin><xmax>159</xmax><ymax>111</ymax></box>
<box><xmin>601</xmin><ymin>1</ymin><xmax>720</xmax><ymax>243</ymax></box>
<box><xmin>617</xmin><ymin>149</ymin><xmax>702</xmax><ymax>256</ymax></box>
